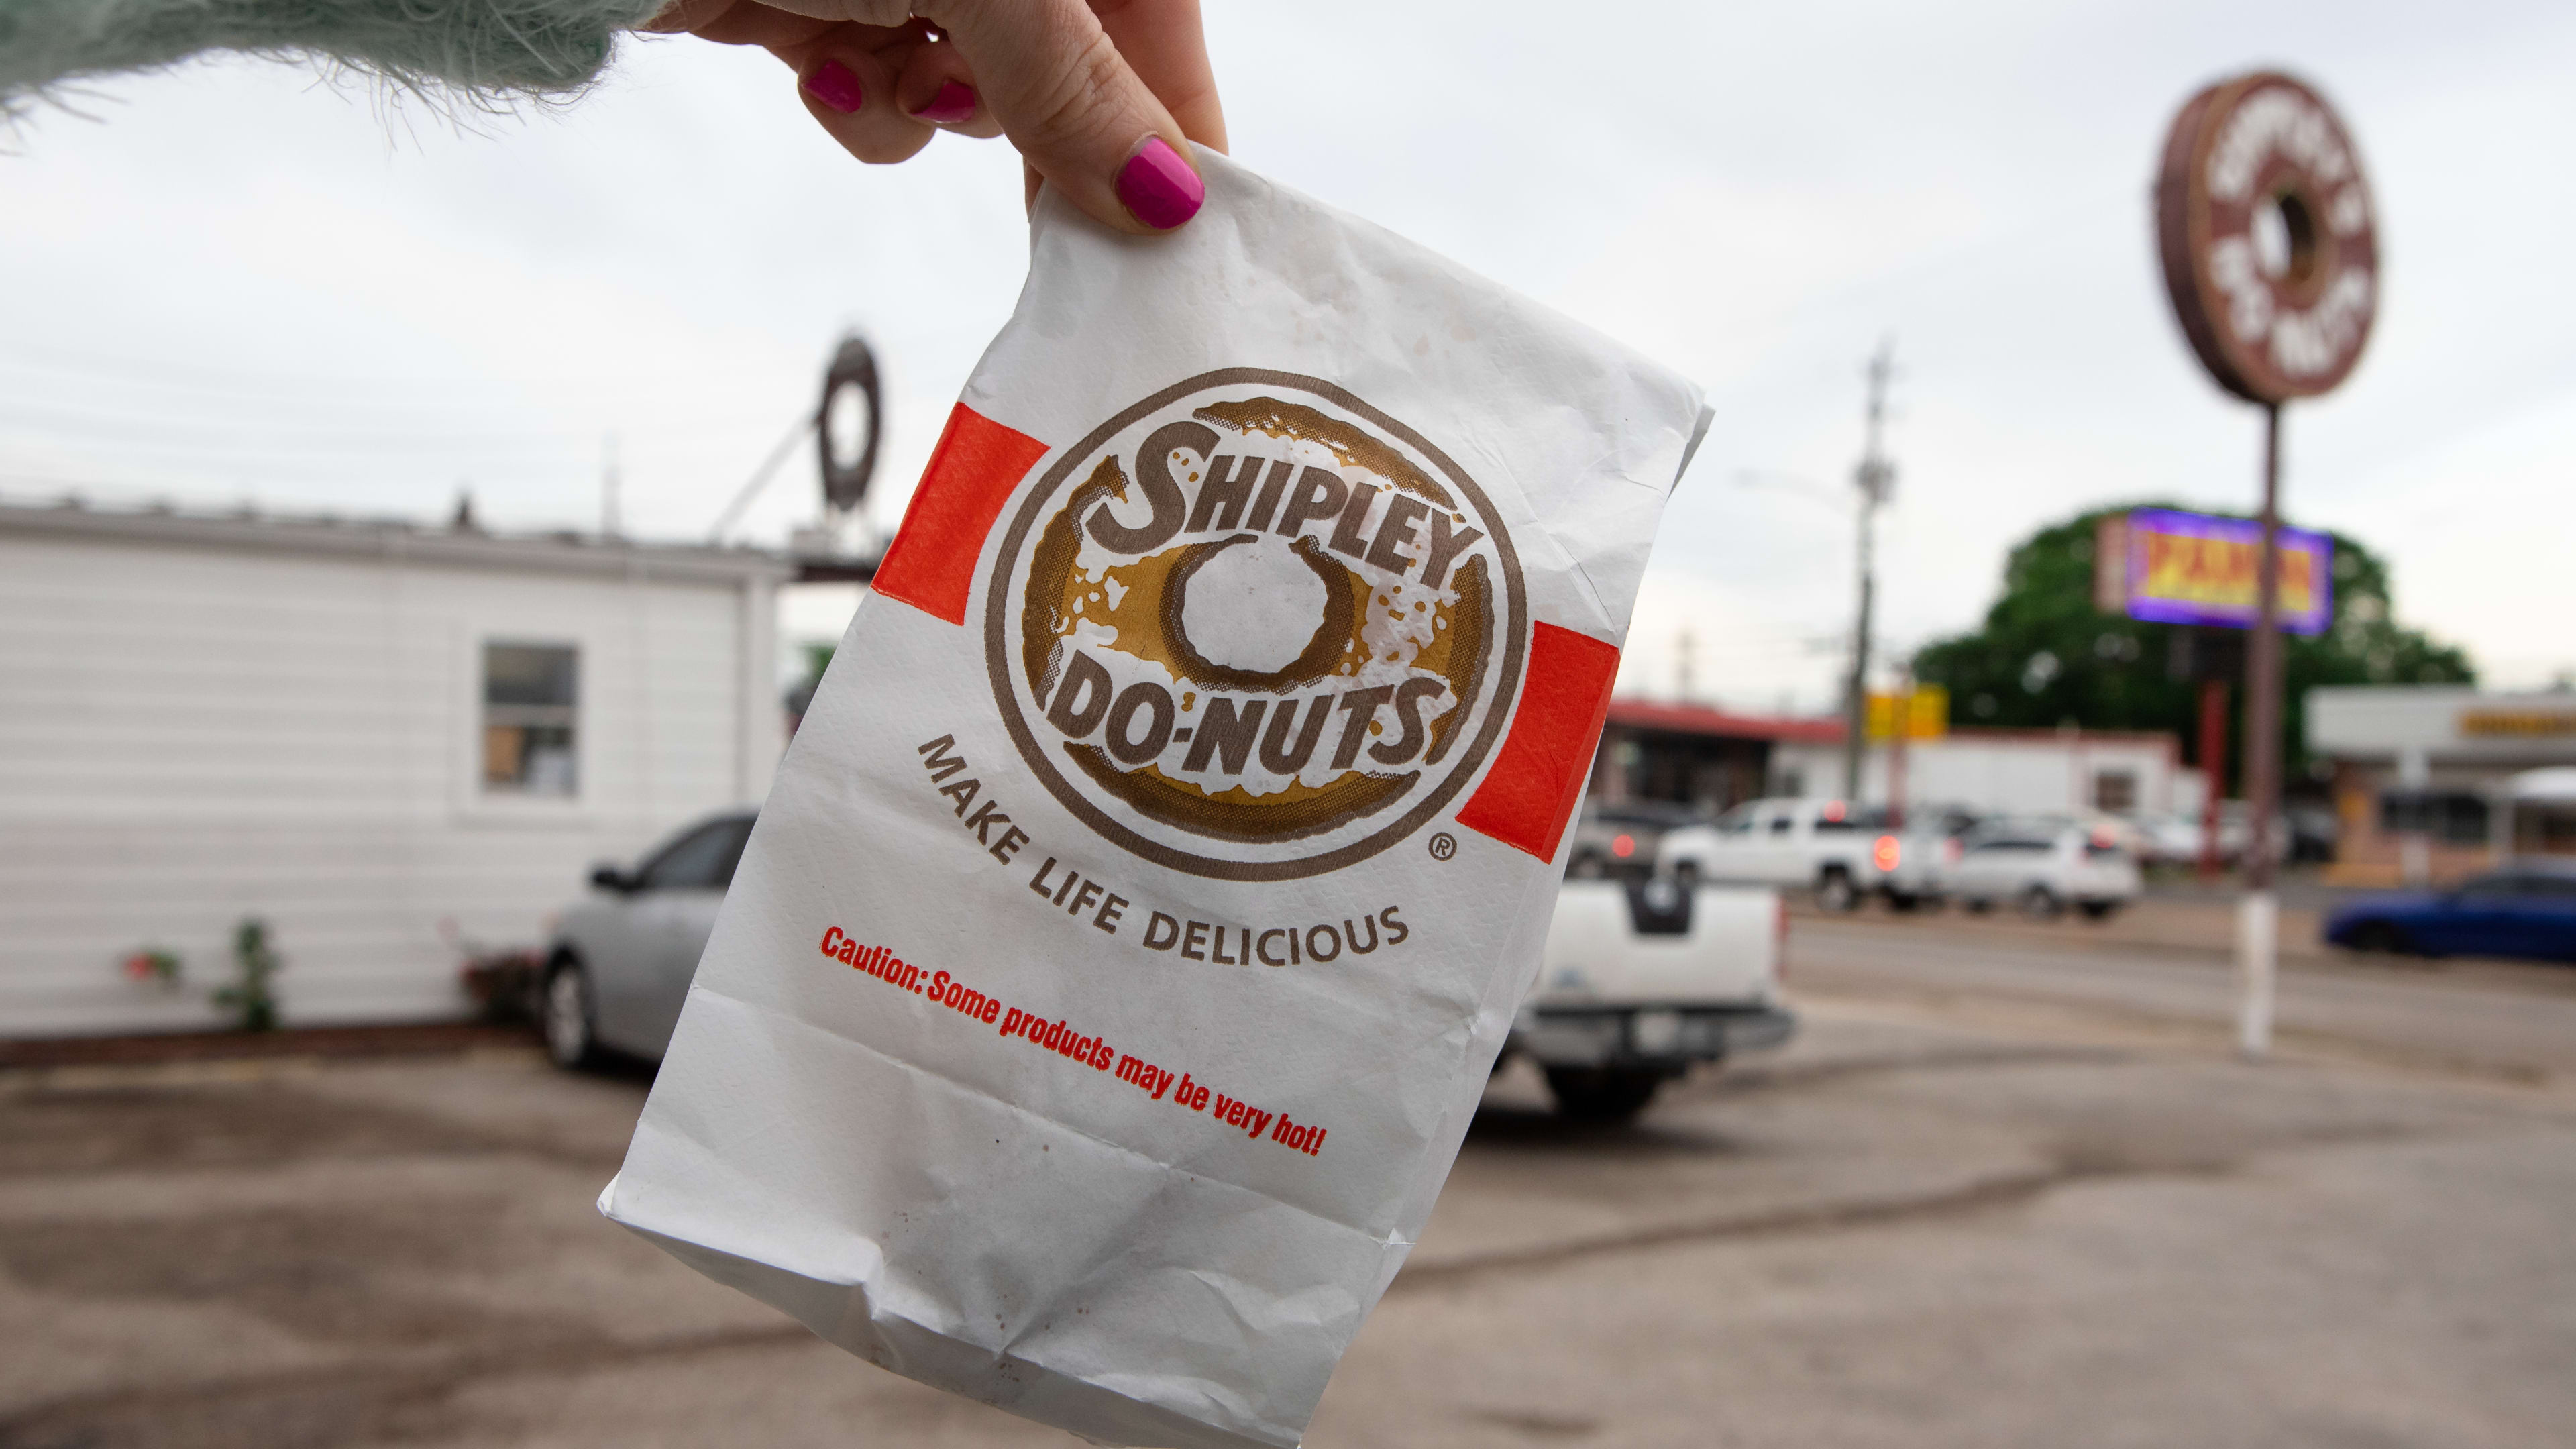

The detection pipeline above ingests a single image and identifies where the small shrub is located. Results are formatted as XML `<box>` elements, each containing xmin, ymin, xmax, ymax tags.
<box><xmin>213</xmin><ymin>918</ymin><xmax>283</xmax><ymax>1032</ymax></box>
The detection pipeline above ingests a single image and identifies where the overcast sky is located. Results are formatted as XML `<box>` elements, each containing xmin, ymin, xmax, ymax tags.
<box><xmin>5</xmin><ymin>0</ymin><xmax>2571</xmax><ymax>710</ymax></box>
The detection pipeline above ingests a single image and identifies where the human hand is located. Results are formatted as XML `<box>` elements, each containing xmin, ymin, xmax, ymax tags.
<box><xmin>644</xmin><ymin>0</ymin><xmax>1225</xmax><ymax>233</ymax></box>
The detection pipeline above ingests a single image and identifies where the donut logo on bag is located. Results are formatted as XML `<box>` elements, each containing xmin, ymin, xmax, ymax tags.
<box><xmin>985</xmin><ymin>368</ymin><xmax>1528</xmax><ymax>881</ymax></box>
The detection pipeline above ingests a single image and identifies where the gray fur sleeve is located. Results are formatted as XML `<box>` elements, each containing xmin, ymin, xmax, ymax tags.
<box><xmin>1</xmin><ymin>0</ymin><xmax>665</xmax><ymax>104</ymax></box>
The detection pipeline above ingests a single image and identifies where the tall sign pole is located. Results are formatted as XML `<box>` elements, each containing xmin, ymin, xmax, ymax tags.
<box><xmin>2154</xmin><ymin>71</ymin><xmax>2377</xmax><ymax>1057</ymax></box>
<box><xmin>2240</xmin><ymin>402</ymin><xmax>2286</xmax><ymax>1053</ymax></box>
<box><xmin>2197</xmin><ymin>667</ymin><xmax>2228</xmax><ymax>883</ymax></box>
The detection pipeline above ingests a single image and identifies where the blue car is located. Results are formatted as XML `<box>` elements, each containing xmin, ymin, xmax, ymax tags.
<box><xmin>2325</xmin><ymin>861</ymin><xmax>2576</xmax><ymax>963</ymax></box>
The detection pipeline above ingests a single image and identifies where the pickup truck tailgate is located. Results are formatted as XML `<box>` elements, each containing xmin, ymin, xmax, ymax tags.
<box><xmin>1534</xmin><ymin>879</ymin><xmax>1780</xmax><ymax>1005</ymax></box>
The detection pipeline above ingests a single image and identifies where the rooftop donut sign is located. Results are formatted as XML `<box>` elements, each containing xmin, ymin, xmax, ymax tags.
<box><xmin>985</xmin><ymin>370</ymin><xmax>1528</xmax><ymax>882</ymax></box>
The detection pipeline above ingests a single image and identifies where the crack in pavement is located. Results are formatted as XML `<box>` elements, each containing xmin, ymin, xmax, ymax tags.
<box><xmin>0</xmin><ymin>1159</ymin><xmax>2226</xmax><ymax>1440</ymax></box>
<box><xmin>0</xmin><ymin>1119</ymin><xmax>2469</xmax><ymax>1446</ymax></box>
<box><xmin>1801</xmin><ymin>974</ymin><xmax>2565</xmax><ymax>1093</ymax></box>
<box><xmin>1701</xmin><ymin>1042</ymin><xmax>2133</xmax><ymax>1095</ymax></box>
<box><xmin>1389</xmin><ymin>1168</ymin><xmax>2079</xmax><ymax>1293</ymax></box>
<box><xmin>1392</xmin><ymin>1118</ymin><xmax>2453</xmax><ymax>1293</ymax></box>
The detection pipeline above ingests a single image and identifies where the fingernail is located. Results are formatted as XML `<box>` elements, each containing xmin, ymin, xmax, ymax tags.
<box><xmin>910</xmin><ymin>80</ymin><xmax>976</xmax><ymax>126</ymax></box>
<box><xmin>1116</xmin><ymin>136</ymin><xmax>1203</xmax><ymax>231</ymax></box>
<box><xmin>803</xmin><ymin>60</ymin><xmax>865</xmax><ymax>115</ymax></box>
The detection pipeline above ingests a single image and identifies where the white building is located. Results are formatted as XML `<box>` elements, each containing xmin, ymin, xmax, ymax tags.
<box><xmin>2308</xmin><ymin>685</ymin><xmax>2576</xmax><ymax>884</ymax></box>
<box><xmin>1</xmin><ymin>499</ymin><xmax>791</xmax><ymax>1036</ymax></box>
<box><xmin>1770</xmin><ymin>727</ymin><xmax>2198</xmax><ymax>821</ymax></box>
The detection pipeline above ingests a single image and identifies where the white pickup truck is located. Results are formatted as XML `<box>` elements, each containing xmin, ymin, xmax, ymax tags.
<box><xmin>1507</xmin><ymin>878</ymin><xmax>1795</xmax><ymax>1122</ymax></box>
<box><xmin>1654</xmin><ymin>797</ymin><xmax>1951</xmax><ymax>912</ymax></box>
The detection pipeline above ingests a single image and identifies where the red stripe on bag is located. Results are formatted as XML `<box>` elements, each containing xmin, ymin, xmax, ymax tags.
<box><xmin>1456</xmin><ymin>622</ymin><xmax>1622</xmax><ymax>862</ymax></box>
<box><xmin>872</xmin><ymin>404</ymin><xmax>1052</xmax><ymax>625</ymax></box>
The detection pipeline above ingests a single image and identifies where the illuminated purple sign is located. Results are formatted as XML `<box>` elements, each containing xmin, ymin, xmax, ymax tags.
<box><xmin>2094</xmin><ymin>508</ymin><xmax>2333</xmax><ymax>635</ymax></box>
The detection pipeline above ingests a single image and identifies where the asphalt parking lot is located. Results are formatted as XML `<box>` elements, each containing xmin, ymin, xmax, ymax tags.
<box><xmin>5</xmin><ymin>922</ymin><xmax>2574</xmax><ymax>1448</ymax></box>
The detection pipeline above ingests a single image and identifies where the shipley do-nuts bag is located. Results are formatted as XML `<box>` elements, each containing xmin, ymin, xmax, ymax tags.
<box><xmin>600</xmin><ymin>148</ymin><xmax>1709</xmax><ymax>1447</ymax></box>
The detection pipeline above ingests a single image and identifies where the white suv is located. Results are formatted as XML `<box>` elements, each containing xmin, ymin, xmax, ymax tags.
<box><xmin>1947</xmin><ymin>821</ymin><xmax>2142</xmax><ymax>921</ymax></box>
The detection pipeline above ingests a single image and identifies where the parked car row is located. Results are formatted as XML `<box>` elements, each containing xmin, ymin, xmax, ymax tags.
<box><xmin>1652</xmin><ymin>798</ymin><xmax>2143</xmax><ymax>921</ymax></box>
<box><xmin>527</xmin><ymin>802</ymin><xmax>2576</xmax><ymax>1138</ymax></box>
<box><xmin>2127</xmin><ymin>804</ymin><xmax>2307</xmax><ymax>868</ymax></box>
<box><xmin>539</xmin><ymin>810</ymin><xmax>1801</xmax><ymax>1122</ymax></box>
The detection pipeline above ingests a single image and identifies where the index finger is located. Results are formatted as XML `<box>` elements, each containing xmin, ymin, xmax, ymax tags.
<box><xmin>1088</xmin><ymin>0</ymin><xmax>1224</xmax><ymax>153</ymax></box>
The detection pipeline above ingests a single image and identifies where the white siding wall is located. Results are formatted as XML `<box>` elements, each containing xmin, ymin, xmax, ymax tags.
<box><xmin>0</xmin><ymin>525</ymin><xmax>782</xmax><ymax>1035</ymax></box>
<box><xmin>1772</xmin><ymin>733</ymin><xmax>2184</xmax><ymax>818</ymax></box>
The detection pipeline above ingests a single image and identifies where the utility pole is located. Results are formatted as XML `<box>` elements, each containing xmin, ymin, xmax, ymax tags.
<box><xmin>1886</xmin><ymin>659</ymin><xmax>1913</xmax><ymax>830</ymax></box>
<box><xmin>1842</xmin><ymin>339</ymin><xmax>1897</xmax><ymax>800</ymax></box>
<box><xmin>1676</xmin><ymin>627</ymin><xmax>1697</xmax><ymax>704</ymax></box>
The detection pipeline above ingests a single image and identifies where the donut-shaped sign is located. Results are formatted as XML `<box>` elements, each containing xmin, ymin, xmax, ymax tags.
<box><xmin>818</xmin><ymin>335</ymin><xmax>881</xmax><ymax>512</ymax></box>
<box><xmin>2155</xmin><ymin>71</ymin><xmax>2378</xmax><ymax>403</ymax></box>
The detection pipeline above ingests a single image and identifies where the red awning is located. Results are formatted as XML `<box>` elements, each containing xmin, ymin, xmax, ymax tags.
<box><xmin>1602</xmin><ymin>698</ymin><xmax>1844</xmax><ymax>745</ymax></box>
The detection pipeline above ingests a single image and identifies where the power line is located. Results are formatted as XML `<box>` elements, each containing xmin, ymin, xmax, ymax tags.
<box><xmin>0</xmin><ymin>397</ymin><xmax>790</xmax><ymax>451</ymax></box>
<box><xmin>0</xmin><ymin>337</ymin><xmax>799</xmax><ymax>398</ymax></box>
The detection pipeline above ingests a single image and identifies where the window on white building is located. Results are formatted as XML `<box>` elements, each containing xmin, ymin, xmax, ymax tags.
<box><xmin>2379</xmin><ymin>788</ymin><xmax>2489</xmax><ymax>845</ymax></box>
<box><xmin>483</xmin><ymin>642</ymin><xmax>579</xmax><ymax>796</ymax></box>
<box><xmin>2093</xmin><ymin>770</ymin><xmax>2138</xmax><ymax>813</ymax></box>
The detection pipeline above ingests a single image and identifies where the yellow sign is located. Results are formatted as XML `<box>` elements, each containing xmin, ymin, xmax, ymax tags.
<box><xmin>2460</xmin><ymin>710</ymin><xmax>2576</xmax><ymax>739</ymax></box>
<box><xmin>1868</xmin><ymin>686</ymin><xmax>1949</xmax><ymax>741</ymax></box>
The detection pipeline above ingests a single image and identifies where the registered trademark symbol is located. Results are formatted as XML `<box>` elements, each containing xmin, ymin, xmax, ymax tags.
<box><xmin>1428</xmin><ymin>832</ymin><xmax>1458</xmax><ymax>861</ymax></box>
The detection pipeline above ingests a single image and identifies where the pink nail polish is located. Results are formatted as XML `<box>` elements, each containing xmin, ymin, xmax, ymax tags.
<box><xmin>910</xmin><ymin>80</ymin><xmax>976</xmax><ymax>126</ymax></box>
<box><xmin>1116</xmin><ymin>136</ymin><xmax>1204</xmax><ymax>231</ymax></box>
<box><xmin>803</xmin><ymin>60</ymin><xmax>865</xmax><ymax>115</ymax></box>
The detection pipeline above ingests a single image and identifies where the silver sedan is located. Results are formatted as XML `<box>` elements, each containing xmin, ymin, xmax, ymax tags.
<box><xmin>541</xmin><ymin>810</ymin><xmax>753</xmax><ymax>1068</ymax></box>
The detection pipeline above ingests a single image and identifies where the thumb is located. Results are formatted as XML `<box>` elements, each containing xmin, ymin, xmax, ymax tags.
<box><xmin>920</xmin><ymin>0</ymin><xmax>1205</xmax><ymax>233</ymax></box>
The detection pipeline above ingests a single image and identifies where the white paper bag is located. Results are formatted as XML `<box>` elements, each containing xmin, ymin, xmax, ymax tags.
<box><xmin>600</xmin><ymin>148</ymin><xmax>1708</xmax><ymax>1448</ymax></box>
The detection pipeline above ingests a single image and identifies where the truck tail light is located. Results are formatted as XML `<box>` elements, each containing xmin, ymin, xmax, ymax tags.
<box><xmin>1774</xmin><ymin>894</ymin><xmax>1789</xmax><ymax>983</ymax></box>
<box><xmin>1611</xmin><ymin>832</ymin><xmax>1635</xmax><ymax>859</ymax></box>
<box><xmin>1872</xmin><ymin>835</ymin><xmax>1901</xmax><ymax>872</ymax></box>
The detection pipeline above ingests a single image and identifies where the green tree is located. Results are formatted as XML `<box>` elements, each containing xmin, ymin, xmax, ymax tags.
<box><xmin>1911</xmin><ymin>504</ymin><xmax>2475</xmax><ymax>792</ymax></box>
<box><xmin>785</xmin><ymin>641</ymin><xmax>835</xmax><ymax>729</ymax></box>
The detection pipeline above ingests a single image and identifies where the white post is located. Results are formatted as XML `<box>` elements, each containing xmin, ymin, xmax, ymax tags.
<box><xmin>2237</xmin><ymin>889</ymin><xmax>2277</xmax><ymax>1057</ymax></box>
